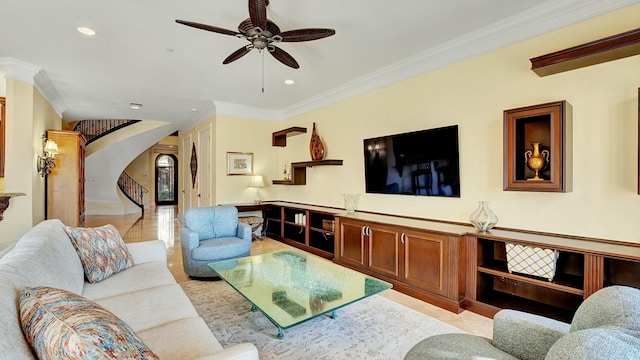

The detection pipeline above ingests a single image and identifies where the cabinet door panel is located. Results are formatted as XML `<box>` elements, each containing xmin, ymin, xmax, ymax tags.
<box><xmin>404</xmin><ymin>231</ymin><xmax>447</xmax><ymax>295</ymax></box>
<box><xmin>369</xmin><ymin>226</ymin><xmax>401</xmax><ymax>279</ymax></box>
<box><xmin>338</xmin><ymin>221</ymin><xmax>366</xmax><ymax>267</ymax></box>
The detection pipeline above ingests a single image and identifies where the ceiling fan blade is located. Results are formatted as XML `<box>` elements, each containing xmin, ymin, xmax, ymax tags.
<box><xmin>175</xmin><ymin>20</ymin><xmax>240</xmax><ymax>36</ymax></box>
<box><xmin>280</xmin><ymin>28</ymin><xmax>336</xmax><ymax>42</ymax></box>
<box><xmin>269</xmin><ymin>46</ymin><xmax>300</xmax><ymax>69</ymax></box>
<box><xmin>248</xmin><ymin>0</ymin><xmax>267</xmax><ymax>30</ymax></box>
<box><xmin>223</xmin><ymin>47</ymin><xmax>252</xmax><ymax>64</ymax></box>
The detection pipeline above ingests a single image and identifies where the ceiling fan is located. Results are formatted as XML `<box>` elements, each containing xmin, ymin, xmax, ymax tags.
<box><xmin>175</xmin><ymin>0</ymin><xmax>336</xmax><ymax>69</ymax></box>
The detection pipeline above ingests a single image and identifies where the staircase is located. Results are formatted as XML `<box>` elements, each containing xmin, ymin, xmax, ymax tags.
<box><xmin>74</xmin><ymin>119</ymin><xmax>148</xmax><ymax>212</ymax></box>
<box><xmin>117</xmin><ymin>171</ymin><xmax>148</xmax><ymax>213</ymax></box>
<box><xmin>73</xmin><ymin>119</ymin><xmax>140</xmax><ymax>145</ymax></box>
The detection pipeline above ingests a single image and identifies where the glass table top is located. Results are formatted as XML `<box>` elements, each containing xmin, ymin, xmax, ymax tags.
<box><xmin>209</xmin><ymin>250</ymin><xmax>392</xmax><ymax>336</ymax></box>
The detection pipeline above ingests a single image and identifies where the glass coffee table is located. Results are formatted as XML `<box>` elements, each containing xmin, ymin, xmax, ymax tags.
<box><xmin>209</xmin><ymin>250</ymin><xmax>392</xmax><ymax>338</ymax></box>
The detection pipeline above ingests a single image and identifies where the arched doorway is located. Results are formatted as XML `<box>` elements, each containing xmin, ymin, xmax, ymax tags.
<box><xmin>155</xmin><ymin>154</ymin><xmax>178</xmax><ymax>205</ymax></box>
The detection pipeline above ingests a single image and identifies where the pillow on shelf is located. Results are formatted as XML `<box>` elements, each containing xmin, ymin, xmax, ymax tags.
<box><xmin>20</xmin><ymin>286</ymin><xmax>158</xmax><ymax>360</ymax></box>
<box><xmin>64</xmin><ymin>224</ymin><xmax>133</xmax><ymax>283</ymax></box>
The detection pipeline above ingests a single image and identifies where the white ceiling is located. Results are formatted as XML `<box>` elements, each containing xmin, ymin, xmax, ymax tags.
<box><xmin>0</xmin><ymin>0</ymin><xmax>638</xmax><ymax>127</ymax></box>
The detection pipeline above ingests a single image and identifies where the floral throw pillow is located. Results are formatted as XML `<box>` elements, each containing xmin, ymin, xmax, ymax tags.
<box><xmin>20</xmin><ymin>286</ymin><xmax>158</xmax><ymax>360</ymax></box>
<box><xmin>64</xmin><ymin>224</ymin><xmax>133</xmax><ymax>283</ymax></box>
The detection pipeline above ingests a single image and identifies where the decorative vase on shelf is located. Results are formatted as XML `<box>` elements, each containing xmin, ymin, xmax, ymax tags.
<box><xmin>309</xmin><ymin>122</ymin><xmax>325</xmax><ymax>161</ymax></box>
<box><xmin>524</xmin><ymin>143</ymin><xmax>549</xmax><ymax>181</ymax></box>
<box><xmin>469</xmin><ymin>201</ymin><xmax>498</xmax><ymax>232</ymax></box>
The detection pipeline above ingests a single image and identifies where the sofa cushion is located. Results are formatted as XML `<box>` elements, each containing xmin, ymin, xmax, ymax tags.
<box><xmin>82</xmin><ymin>261</ymin><xmax>176</xmax><ymax>301</ymax></box>
<box><xmin>0</xmin><ymin>219</ymin><xmax>85</xmax><ymax>294</ymax></box>
<box><xmin>184</xmin><ymin>206</ymin><xmax>239</xmax><ymax>240</ymax></box>
<box><xmin>404</xmin><ymin>333</ymin><xmax>518</xmax><ymax>360</ymax></box>
<box><xmin>20</xmin><ymin>286</ymin><xmax>158</xmax><ymax>360</ymax></box>
<box><xmin>546</xmin><ymin>327</ymin><xmax>640</xmax><ymax>360</ymax></box>
<box><xmin>137</xmin><ymin>317</ymin><xmax>223</xmax><ymax>359</ymax></box>
<box><xmin>571</xmin><ymin>286</ymin><xmax>640</xmax><ymax>332</ymax></box>
<box><xmin>192</xmin><ymin>237</ymin><xmax>252</xmax><ymax>261</ymax></box>
<box><xmin>65</xmin><ymin>224</ymin><xmax>134</xmax><ymax>283</ymax></box>
<box><xmin>93</xmin><ymin>284</ymin><xmax>200</xmax><ymax>332</ymax></box>
<box><xmin>0</xmin><ymin>272</ymin><xmax>36</xmax><ymax>360</ymax></box>
<box><xmin>212</xmin><ymin>206</ymin><xmax>239</xmax><ymax>237</ymax></box>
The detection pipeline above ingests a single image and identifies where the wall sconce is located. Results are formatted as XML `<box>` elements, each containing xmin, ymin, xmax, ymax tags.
<box><xmin>37</xmin><ymin>136</ymin><xmax>59</xmax><ymax>177</ymax></box>
<box><xmin>249</xmin><ymin>174</ymin><xmax>265</xmax><ymax>204</ymax></box>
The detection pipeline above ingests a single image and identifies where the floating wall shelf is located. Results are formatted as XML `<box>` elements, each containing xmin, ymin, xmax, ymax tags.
<box><xmin>272</xmin><ymin>159</ymin><xmax>343</xmax><ymax>185</ymax></box>
<box><xmin>272</xmin><ymin>127</ymin><xmax>307</xmax><ymax>147</ymax></box>
<box><xmin>530</xmin><ymin>27</ymin><xmax>640</xmax><ymax>77</ymax></box>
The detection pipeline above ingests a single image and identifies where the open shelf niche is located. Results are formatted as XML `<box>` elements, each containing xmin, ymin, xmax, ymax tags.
<box><xmin>272</xmin><ymin>127</ymin><xmax>307</xmax><ymax>147</ymax></box>
<box><xmin>272</xmin><ymin>160</ymin><xmax>344</xmax><ymax>185</ymax></box>
<box><xmin>272</xmin><ymin>126</ymin><xmax>343</xmax><ymax>185</ymax></box>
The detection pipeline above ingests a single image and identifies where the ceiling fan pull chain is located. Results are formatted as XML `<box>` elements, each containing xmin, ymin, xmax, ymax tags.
<box><xmin>262</xmin><ymin>50</ymin><xmax>265</xmax><ymax>93</ymax></box>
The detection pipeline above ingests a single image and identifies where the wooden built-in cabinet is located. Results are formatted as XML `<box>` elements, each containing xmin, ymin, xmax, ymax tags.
<box><xmin>464</xmin><ymin>230</ymin><xmax>640</xmax><ymax>322</ymax></box>
<box><xmin>46</xmin><ymin>130</ymin><xmax>86</xmax><ymax>227</ymax></box>
<box><xmin>264</xmin><ymin>203</ymin><xmax>337</xmax><ymax>259</ymax></box>
<box><xmin>262</xmin><ymin>201</ymin><xmax>640</xmax><ymax>320</ymax></box>
<box><xmin>335</xmin><ymin>214</ymin><xmax>467</xmax><ymax>313</ymax></box>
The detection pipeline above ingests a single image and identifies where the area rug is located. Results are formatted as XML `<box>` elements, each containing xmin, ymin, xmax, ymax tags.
<box><xmin>180</xmin><ymin>280</ymin><xmax>464</xmax><ymax>360</ymax></box>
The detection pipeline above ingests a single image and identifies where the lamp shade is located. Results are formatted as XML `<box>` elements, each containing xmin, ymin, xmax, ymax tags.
<box><xmin>43</xmin><ymin>139</ymin><xmax>59</xmax><ymax>156</ymax></box>
<box><xmin>250</xmin><ymin>174</ymin><xmax>265</xmax><ymax>188</ymax></box>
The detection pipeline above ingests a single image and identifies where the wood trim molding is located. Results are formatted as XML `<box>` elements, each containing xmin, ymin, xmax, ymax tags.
<box><xmin>530</xmin><ymin>27</ymin><xmax>640</xmax><ymax>76</ymax></box>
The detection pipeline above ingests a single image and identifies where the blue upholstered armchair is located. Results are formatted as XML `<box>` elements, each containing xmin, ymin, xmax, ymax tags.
<box><xmin>404</xmin><ymin>285</ymin><xmax>640</xmax><ymax>360</ymax></box>
<box><xmin>180</xmin><ymin>206</ymin><xmax>252</xmax><ymax>278</ymax></box>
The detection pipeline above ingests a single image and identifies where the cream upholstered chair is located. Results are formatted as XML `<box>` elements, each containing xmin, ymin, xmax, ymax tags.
<box><xmin>180</xmin><ymin>206</ymin><xmax>252</xmax><ymax>278</ymax></box>
<box><xmin>404</xmin><ymin>285</ymin><xmax>640</xmax><ymax>360</ymax></box>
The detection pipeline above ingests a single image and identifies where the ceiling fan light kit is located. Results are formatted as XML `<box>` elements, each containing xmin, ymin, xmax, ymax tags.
<box><xmin>175</xmin><ymin>0</ymin><xmax>335</xmax><ymax>70</ymax></box>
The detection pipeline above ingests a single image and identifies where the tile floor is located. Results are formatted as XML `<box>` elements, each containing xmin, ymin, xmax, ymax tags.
<box><xmin>86</xmin><ymin>205</ymin><xmax>493</xmax><ymax>338</ymax></box>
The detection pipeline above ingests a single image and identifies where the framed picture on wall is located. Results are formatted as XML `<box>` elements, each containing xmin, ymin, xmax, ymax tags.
<box><xmin>227</xmin><ymin>152</ymin><xmax>253</xmax><ymax>175</ymax></box>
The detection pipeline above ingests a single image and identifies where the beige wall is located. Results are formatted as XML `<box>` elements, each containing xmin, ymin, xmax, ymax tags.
<box><xmin>214</xmin><ymin>115</ymin><xmax>277</xmax><ymax>204</ymax></box>
<box><xmin>180</xmin><ymin>5</ymin><xmax>640</xmax><ymax>243</ymax></box>
<box><xmin>0</xmin><ymin>78</ymin><xmax>60</xmax><ymax>249</ymax></box>
<box><xmin>265</xmin><ymin>6</ymin><xmax>640</xmax><ymax>242</ymax></box>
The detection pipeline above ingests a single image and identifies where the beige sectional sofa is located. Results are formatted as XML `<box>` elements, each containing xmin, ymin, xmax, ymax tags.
<box><xmin>0</xmin><ymin>219</ymin><xmax>259</xmax><ymax>359</ymax></box>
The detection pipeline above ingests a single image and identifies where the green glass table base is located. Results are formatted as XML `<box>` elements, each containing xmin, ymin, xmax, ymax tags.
<box><xmin>210</xmin><ymin>250</ymin><xmax>391</xmax><ymax>338</ymax></box>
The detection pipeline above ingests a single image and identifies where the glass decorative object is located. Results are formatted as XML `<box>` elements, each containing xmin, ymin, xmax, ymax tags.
<box><xmin>342</xmin><ymin>194</ymin><xmax>361</xmax><ymax>214</ymax></box>
<box><xmin>469</xmin><ymin>201</ymin><xmax>498</xmax><ymax>232</ymax></box>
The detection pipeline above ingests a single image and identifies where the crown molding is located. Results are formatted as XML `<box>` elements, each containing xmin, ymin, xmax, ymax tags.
<box><xmin>201</xmin><ymin>0</ymin><xmax>638</xmax><ymax>122</ymax></box>
<box><xmin>277</xmin><ymin>0</ymin><xmax>640</xmax><ymax>120</ymax></box>
<box><xmin>179</xmin><ymin>101</ymin><xmax>217</xmax><ymax>132</ymax></box>
<box><xmin>0</xmin><ymin>57</ymin><xmax>40</xmax><ymax>83</ymax></box>
<box><xmin>0</xmin><ymin>57</ymin><xmax>65</xmax><ymax>116</ymax></box>
<box><xmin>33</xmin><ymin>71</ymin><xmax>65</xmax><ymax>117</ymax></box>
<box><xmin>214</xmin><ymin>100</ymin><xmax>281</xmax><ymax>122</ymax></box>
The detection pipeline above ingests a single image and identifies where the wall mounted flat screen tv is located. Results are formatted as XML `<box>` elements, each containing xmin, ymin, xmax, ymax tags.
<box><xmin>363</xmin><ymin>125</ymin><xmax>460</xmax><ymax>197</ymax></box>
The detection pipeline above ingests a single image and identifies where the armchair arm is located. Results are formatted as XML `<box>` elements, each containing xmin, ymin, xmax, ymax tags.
<box><xmin>180</xmin><ymin>227</ymin><xmax>201</xmax><ymax>250</ymax></box>
<box><xmin>493</xmin><ymin>309</ymin><xmax>570</xmax><ymax>360</ymax></box>
<box><xmin>236</xmin><ymin>222</ymin><xmax>252</xmax><ymax>241</ymax></box>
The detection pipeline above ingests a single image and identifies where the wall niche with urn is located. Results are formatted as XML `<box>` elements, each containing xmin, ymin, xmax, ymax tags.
<box><xmin>503</xmin><ymin>100</ymin><xmax>572</xmax><ymax>192</ymax></box>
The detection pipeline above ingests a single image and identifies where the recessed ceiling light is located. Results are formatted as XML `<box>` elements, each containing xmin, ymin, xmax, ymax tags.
<box><xmin>191</xmin><ymin>108</ymin><xmax>198</xmax><ymax>112</ymax></box>
<box><xmin>130</xmin><ymin>103</ymin><xmax>143</xmax><ymax>110</ymax></box>
<box><xmin>76</xmin><ymin>27</ymin><xmax>96</xmax><ymax>36</ymax></box>
<box><xmin>284</xmin><ymin>79</ymin><xmax>295</xmax><ymax>85</ymax></box>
